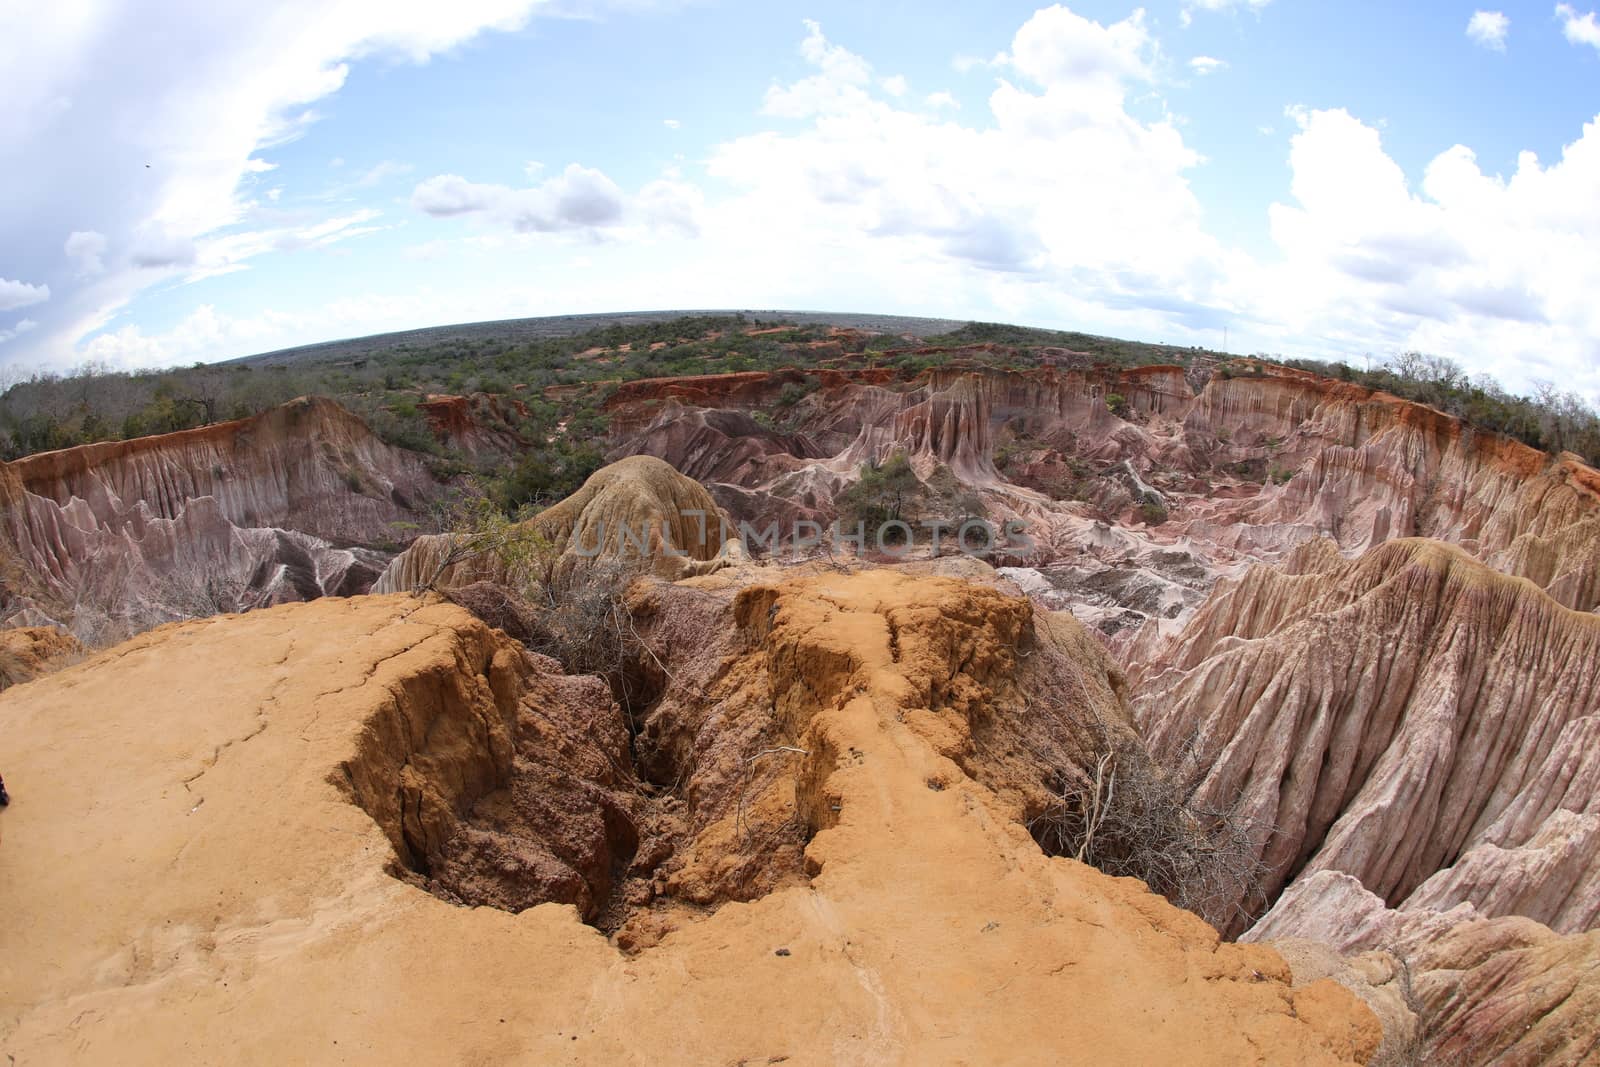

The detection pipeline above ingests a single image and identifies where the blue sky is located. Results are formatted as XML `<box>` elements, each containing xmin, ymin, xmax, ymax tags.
<box><xmin>3</xmin><ymin>0</ymin><xmax>1600</xmax><ymax>399</ymax></box>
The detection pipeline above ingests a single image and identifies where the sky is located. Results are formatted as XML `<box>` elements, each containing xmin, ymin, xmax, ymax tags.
<box><xmin>3</xmin><ymin>0</ymin><xmax>1600</xmax><ymax>400</ymax></box>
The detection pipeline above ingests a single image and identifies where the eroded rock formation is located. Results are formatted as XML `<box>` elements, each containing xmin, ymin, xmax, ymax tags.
<box><xmin>0</xmin><ymin>396</ymin><xmax>442</xmax><ymax>640</ymax></box>
<box><xmin>603</xmin><ymin>359</ymin><xmax>1600</xmax><ymax>644</ymax></box>
<box><xmin>1130</xmin><ymin>538</ymin><xmax>1600</xmax><ymax>937</ymax></box>
<box><xmin>420</xmin><ymin>392</ymin><xmax>532</xmax><ymax>456</ymax></box>
<box><xmin>1253</xmin><ymin>872</ymin><xmax>1600</xmax><ymax>1067</ymax></box>
<box><xmin>0</xmin><ymin>580</ymin><xmax>1378</xmax><ymax>1064</ymax></box>
<box><xmin>374</xmin><ymin>454</ymin><xmax>739</xmax><ymax>593</ymax></box>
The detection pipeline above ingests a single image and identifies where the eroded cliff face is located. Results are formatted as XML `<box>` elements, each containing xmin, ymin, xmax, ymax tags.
<box><xmin>420</xmin><ymin>392</ymin><xmax>532</xmax><ymax>456</ymax></box>
<box><xmin>1251</xmin><ymin>872</ymin><xmax>1600</xmax><ymax>1067</ymax></box>
<box><xmin>0</xmin><ymin>396</ymin><xmax>443</xmax><ymax>639</ymax></box>
<box><xmin>603</xmin><ymin>360</ymin><xmax>1600</xmax><ymax>645</ymax></box>
<box><xmin>1129</xmin><ymin>538</ymin><xmax>1600</xmax><ymax>941</ymax></box>
<box><xmin>0</xmin><ymin>579</ymin><xmax>1378</xmax><ymax>1065</ymax></box>
<box><xmin>1182</xmin><ymin>369</ymin><xmax>1600</xmax><ymax>607</ymax></box>
<box><xmin>1116</xmin><ymin>532</ymin><xmax>1600</xmax><ymax>1063</ymax></box>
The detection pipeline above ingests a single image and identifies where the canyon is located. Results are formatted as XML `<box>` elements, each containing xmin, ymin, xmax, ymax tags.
<box><xmin>2</xmin><ymin>328</ymin><xmax>1599</xmax><ymax>1064</ymax></box>
<box><xmin>0</xmin><ymin>396</ymin><xmax>440</xmax><ymax>642</ymax></box>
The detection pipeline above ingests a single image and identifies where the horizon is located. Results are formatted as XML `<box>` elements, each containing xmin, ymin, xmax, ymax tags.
<box><xmin>4</xmin><ymin>1</ymin><xmax>1600</xmax><ymax>402</ymax></box>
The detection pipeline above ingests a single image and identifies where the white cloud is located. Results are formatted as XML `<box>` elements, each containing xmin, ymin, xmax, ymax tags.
<box><xmin>1467</xmin><ymin>10</ymin><xmax>1510</xmax><ymax>50</ymax></box>
<box><xmin>765</xmin><ymin>19</ymin><xmax>874</xmax><ymax>117</ymax></box>
<box><xmin>881</xmin><ymin>74</ymin><xmax>908</xmax><ymax>96</ymax></box>
<box><xmin>0</xmin><ymin>319</ymin><xmax>39</xmax><ymax>345</ymax></box>
<box><xmin>1557</xmin><ymin>3</ymin><xmax>1600</xmax><ymax>49</ymax></box>
<box><xmin>1258</xmin><ymin>106</ymin><xmax>1600</xmax><ymax>395</ymax></box>
<box><xmin>0</xmin><ymin>0</ymin><xmax>553</xmax><ymax>367</ymax></box>
<box><xmin>1181</xmin><ymin>0</ymin><xmax>1272</xmax><ymax>26</ymax></box>
<box><xmin>663</xmin><ymin>118</ymin><xmax>681</xmax><ymax>129</ymax></box>
<box><xmin>926</xmin><ymin>91</ymin><xmax>960</xmax><ymax>109</ymax></box>
<box><xmin>1189</xmin><ymin>55</ymin><xmax>1228</xmax><ymax>75</ymax></box>
<box><xmin>411</xmin><ymin>174</ymin><xmax>499</xmax><ymax>216</ymax></box>
<box><xmin>997</xmin><ymin>6</ymin><xmax>1154</xmax><ymax>88</ymax></box>
<box><xmin>0</xmin><ymin>278</ymin><xmax>50</xmax><ymax>311</ymax></box>
<box><xmin>410</xmin><ymin>163</ymin><xmax>689</xmax><ymax>234</ymax></box>
<box><xmin>129</xmin><ymin>226</ymin><xmax>199</xmax><ymax>269</ymax></box>
<box><xmin>707</xmin><ymin>14</ymin><xmax>1222</xmax><ymax>302</ymax></box>
<box><xmin>64</xmin><ymin>230</ymin><xmax>108</xmax><ymax>276</ymax></box>
<box><xmin>636</xmin><ymin>178</ymin><xmax>703</xmax><ymax>236</ymax></box>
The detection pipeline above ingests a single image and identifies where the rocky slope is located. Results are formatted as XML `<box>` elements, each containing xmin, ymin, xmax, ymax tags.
<box><xmin>0</xmin><ymin>396</ymin><xmax>443</xmax><ymax>640</ymax></box>
<box><xmin>1254</xmin><ymin>873</ymin><xmax>1600</xmax><ymax>1067</ymax></box>
<box><xmin>420</xmin><ymin>392</ymin><xmax>532</xmax><ymax>456</ymax></box>
<box><xmin>604</xmin><ymin>360</ymin><xmax>1600</xmax><ymax>636</ymax></box>
<box><xmin>0</xmin><ymin>578</ymin><xmax>1378</xmax><ymax>1064</ymax></box>
<box><xmin>1115</xmin><ymin>528</ymin><xmax>1600</xmax><ymax>1064</ymax></box>
<box><xmin>1129</xmin><ymin>538</ymin><xmax>1600</xmax><ymax>938</ymax></box>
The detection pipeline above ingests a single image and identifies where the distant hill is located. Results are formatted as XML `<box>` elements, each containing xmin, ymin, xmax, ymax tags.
<box><xmin>226</xmin><ymin>309</ymin><xmax>969</xmax><ymax>368</ymax></box>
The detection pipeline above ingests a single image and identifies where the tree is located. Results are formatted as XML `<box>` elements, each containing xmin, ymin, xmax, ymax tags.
<box><xmin>837</xmin><ymin>451</ymin><xmax>921</xmax><ymax>530</ymax></box>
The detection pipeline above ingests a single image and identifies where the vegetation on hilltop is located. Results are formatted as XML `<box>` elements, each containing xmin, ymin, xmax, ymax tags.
<box><xmin>2</xmin><ymin>314</ymin><xmax>1597</xmax><ymax>473</ymax></box>
<box><xmin>1270</xmin><ymin>351</ymin><xmax>1600</xmax><ymax>464</ymax></box>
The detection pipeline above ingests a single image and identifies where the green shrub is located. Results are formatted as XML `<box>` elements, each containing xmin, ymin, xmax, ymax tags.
<box><xmin>837</xmin><ymin>451</ymin><xmax>920</xmax><ymax>529</ymax></box>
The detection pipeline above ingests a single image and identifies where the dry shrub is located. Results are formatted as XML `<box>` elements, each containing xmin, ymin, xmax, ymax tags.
<box><xmin>1028</xmin><ymin>718</ymin><xmax>1270</xmax><ymax>934</ymax></box>
<box><xmin>0</xmin><ymin>647</ymin><xmax>30</xmax><ymax>691</ymax></box>
<box><xmin>444</xmin><ymin>559</ymin><xmax>652</xmax><ymax>714</ymax></box>
<box><xmin>438</xmin><ymin>582</ymin><xmax>543</xmax><ymax>647</ymax></box>
<box><xmin>523</xmin><ymin>559</ymin><xmax>651</xmax><ymax>710</ymax></box>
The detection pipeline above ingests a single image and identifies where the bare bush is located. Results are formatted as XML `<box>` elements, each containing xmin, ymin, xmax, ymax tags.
<box><xmin>1028</xmin><ymin>718</ymin><xmax>1271</xmax><ymax>934</ymax></box>
<box><xmin>426</xmin><ymin>487</ymin><xmax>654</xmax><ymax>711</ymax></box>
<box><xmin>519</xmin><ymin>558</ymin><xmax>651</xmax><ymax>707</ymax></box>
<box><xmin>151</xmin><ymin>571</ymin><xmax>250</xmax><ymax>621</ymax></box>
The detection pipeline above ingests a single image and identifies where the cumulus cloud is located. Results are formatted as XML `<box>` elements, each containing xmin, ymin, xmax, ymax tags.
<box><xmin>64</xmin><ymin>231</ymin><xmax>108</xmax><ymax>277</ymax></box>
<box><xmin>412</xmin><ymin>164</ymin><xmax>628</xmax><ymax>232</ymax></box>
<box><xmin>1467</xmin><ymin>10</ymin><xmax>1510</xmax><ymax>50</ymax></box>
<box><xmin>0</xmin><ymin>278</ymin><xmax>51</xmax><ymax>311</ymax></box>
<box><xmin>411</xmin><ymin>174</ymin><xmax>500</xmax><ymax>216</ymax></box>
<box><xmin>708</xmin><ymin>13</ymin><xmax>1221</xmax><ymax>307</ymax></box>
<box><xmin>1557</xmin><ymin>3</ymin><xmax>1600</xmax><ymax>49</ymax></box>
<box><xmin>1189</xmin><ymin>55</ymin><xmax>1228</xmax><ymax>74</ymax></box>
<box><xmin>997</xmin><ymin>6</ymin><xmax>1154</xmax><ymax>88</ymax></box>
<box><xmin>0</xmin><ymin>0</ymin><xmax>552</xmax><ymax>367</ymax></box>
<box><xmin>1260</xmin><ymin>105</ymin><xmax>1600</xmax><ymax>394</ymax></box>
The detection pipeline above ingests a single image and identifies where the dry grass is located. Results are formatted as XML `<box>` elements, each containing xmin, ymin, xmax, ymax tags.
<box><xmin>1028</xmin><ymin>718</ymin><xmax>1271</xmax><ymax>934</ymax></box>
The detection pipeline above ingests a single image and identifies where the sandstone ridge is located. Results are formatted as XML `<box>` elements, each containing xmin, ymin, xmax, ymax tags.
<box><xmin>0</xmin><ymin>576</ymin><xmax>1377</xmax><ymax>1064</ymax></box>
